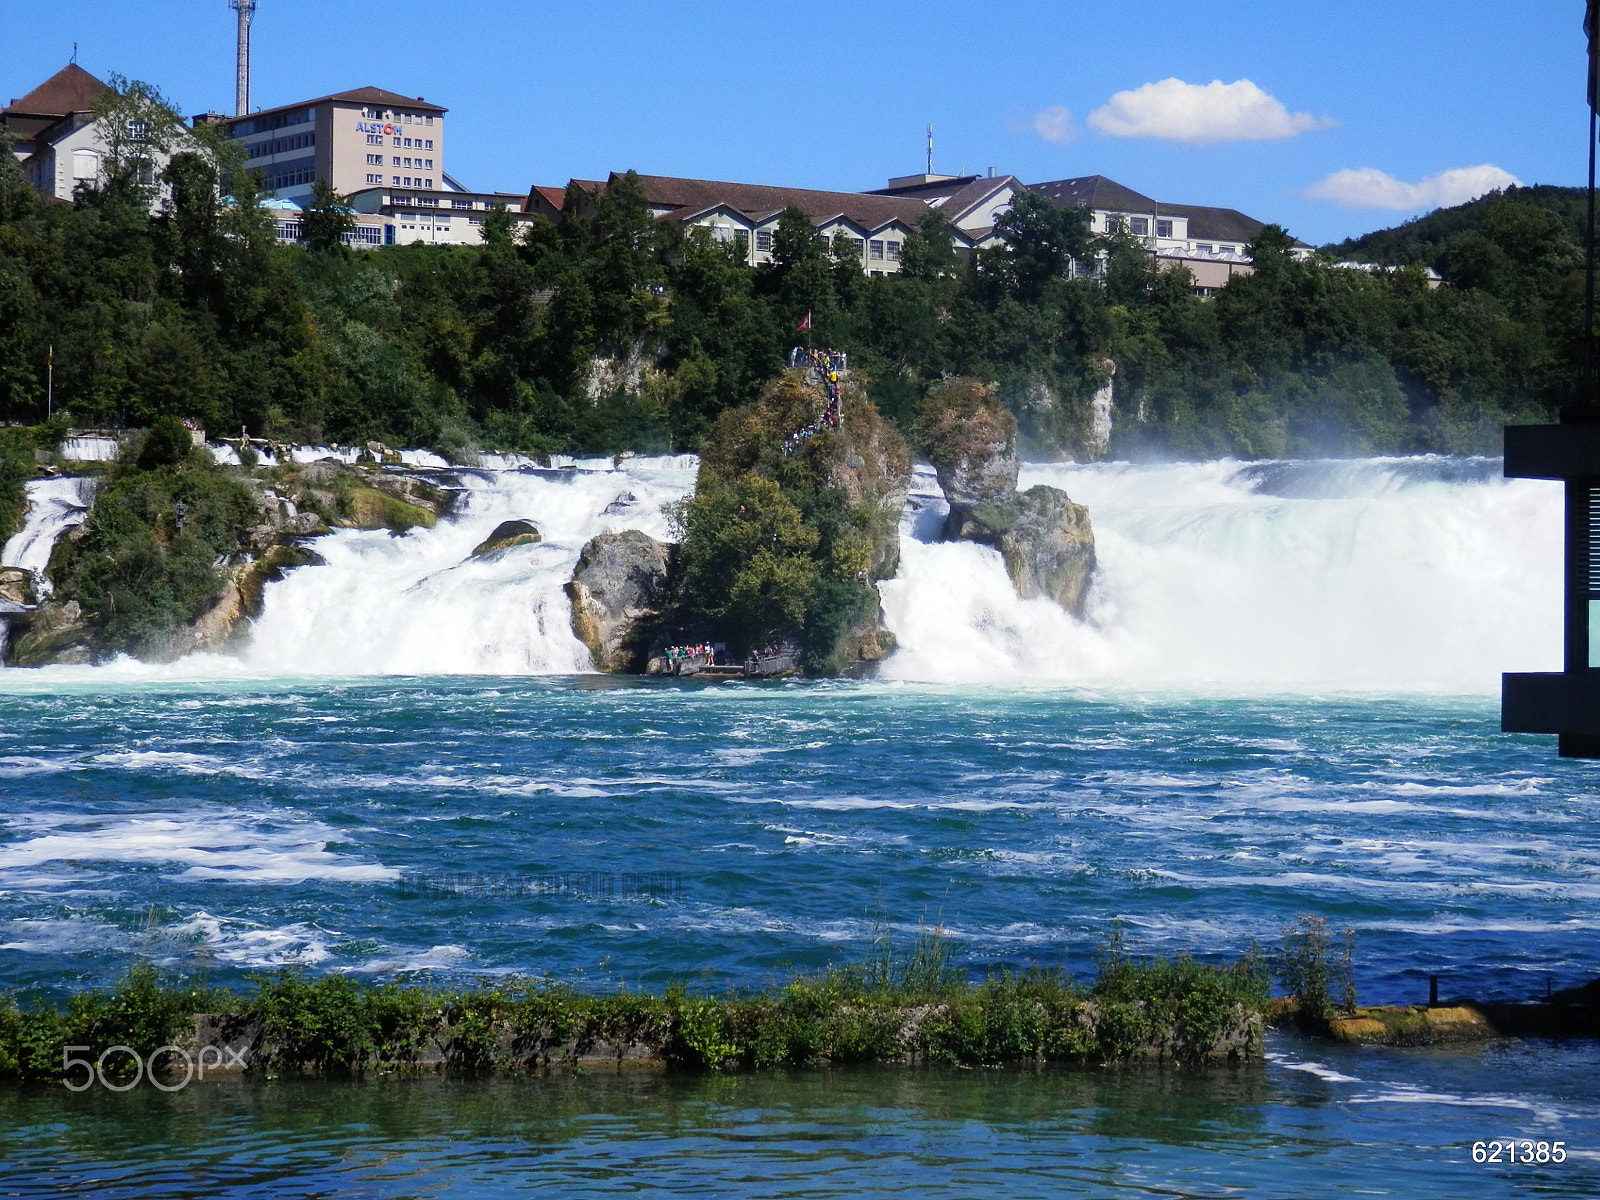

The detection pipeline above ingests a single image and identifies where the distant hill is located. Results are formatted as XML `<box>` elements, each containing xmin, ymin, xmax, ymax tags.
<box><xmin>1325</xmin><ymin>185</ymin><xmax>1586</xmax><ymax>270</ymax></box>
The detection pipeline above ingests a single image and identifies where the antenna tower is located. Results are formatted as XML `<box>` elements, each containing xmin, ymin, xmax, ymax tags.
<box><xmin>229</xmin><ymin>0</ymin><xmax>257</xmax><ymax>116</ymax></box>
<box><xmin>926</xmin><ymin>124</ymin><xmax>933</xmax><ymax>176</ymax></box>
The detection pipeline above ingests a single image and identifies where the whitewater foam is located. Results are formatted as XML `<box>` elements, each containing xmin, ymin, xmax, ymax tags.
<box><xmin>881</xmin><ymin>456</ymin><xmax>1561</xmax><ymax>692</ymax></box>
<box><xmin>0</xmin><ymin>452</ymin><xmax>1564</xmax><ymax>694</ymax></box>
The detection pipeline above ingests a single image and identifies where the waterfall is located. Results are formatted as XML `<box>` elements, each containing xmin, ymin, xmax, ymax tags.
<box><xmin>236</xmin><ymin>457</ymin><xmax>697</xmax><ymax>676</ymax></box>
<box><xmin>1</xmin><ymin>452</ymin><xmax>1564</xmax><ymax>694</ymax></box>
<box><xmin>878</xmin><ymin>457</ymin><xmax>1563</xmax><ymax>692</ymax></box>
<box><xmin>2</xmin><ymin>476</ymin><xmax>98</xmax><ymax>584</ymax></box>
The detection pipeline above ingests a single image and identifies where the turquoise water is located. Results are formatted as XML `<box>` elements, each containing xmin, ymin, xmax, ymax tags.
<box><xmin>0</xmin><ymin>1038</ymin><xmax>1596</xmax><ymax>1196</ymax></box>
<box><xmin>1</xmin><ymin>677</ymin><xmax>1598</xmax><ymax>1194</ymax></box>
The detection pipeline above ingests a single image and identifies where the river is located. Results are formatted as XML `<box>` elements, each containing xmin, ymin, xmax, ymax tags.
<box><xmin>0</xmin><ymin>454</ymin><xmax>1594</xmax><ymax>1196</ymax></box>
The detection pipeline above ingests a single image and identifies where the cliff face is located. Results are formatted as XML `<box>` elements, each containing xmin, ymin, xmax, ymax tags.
<box><xmin>663</xmin><ymin>371</ymin><xmax>912</xmax><ymax>675</ymax></box>
<box><xmin>918</xmin><ymin>379</ymin><xmax>1097</xmax><ymax>619</ymax></box>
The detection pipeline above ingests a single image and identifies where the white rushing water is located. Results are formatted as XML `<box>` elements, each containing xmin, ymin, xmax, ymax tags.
<box><xmin>880</xmin><ymin>456</ymin><xmax>1563</xmax><ymax>691</ymax></box>
<box><xmin>1</xmin><ymin>476</ymin><xmax>98</xmax><ymax>581</ymax></box>
<box><xmin>0</xmin><ymin>453</ymin><xmax>1564</xmax><ymax>693</ymax></box>
<box><xmin>235</xmin><ymin>456</ymin><xmax>696</xmax><ymax>676</ymax></box>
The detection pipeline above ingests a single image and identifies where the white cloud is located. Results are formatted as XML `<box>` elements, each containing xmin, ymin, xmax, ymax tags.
<box><xmin>1303</xmin><ymin>164</ymin><xmax>1522</xmax><ymax>211</ymax></box>
<box><xmin>1087</xmin><ymin>78</ymin><xmax>1335</xmax><ymax>145</ymax></box>
<box><xmin>1031</xmin><ymin>105</ymin><xmax>1074</xmax><ymax>144</ymax></box>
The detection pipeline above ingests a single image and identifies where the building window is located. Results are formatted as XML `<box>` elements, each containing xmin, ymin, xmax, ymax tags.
<box><xmin>453</xmin><ymin>199</ymin><xmax>470</xmax><ymax>208</ymax></box>
<box><xmin>367</xmin><ymin>154</ymin><xmax>383</xmax><ymax>165</ymax></box>
<box><xmin>869</xmin><ymin>240</ymin><xmax>884</xmax><ymax>260</ymax></box>
<box><xmin>1155</xmin><ymin>219</ymin><xmax>1173</xmax><ymax>238</ymax></box>
<box><xmin>424</xmin><ymin>159</ymin><xmax>433</xmax><ymax>169</ymax></box>
<box><xmin>424</xmin><ymin>179</ymin><xmax>433</xmax><ymax>189</ymax></box>
<box><xmin>424</xmin><ymin>139</ymin><xmax>433</xmax><ymax>149</ymax></box>
<box><xmin>71</xmin><ymin>148</ymin><xmax>99</xmax><ymax>180</ymax></box>
<box><xmin>852</xmin><ymin>237</ymin><xmax>865</xmax><ymax>254</ymax></box>
<box><xmin>1129</xmin><ymin>217</ymin><xmax>1149</xmax><ymax>236</ymax></box>
<box><xmin>366</xmin><ymin>173</ymin><xmax>382</xmax><ymax>184</ymax></box>
<box><xmin>886</xmin><ymin>240</ymin><xmax>901</xmax><ymax>261</ymax></box>
<box><xmin>125</xmin><ymin>120</ymin><xmax>148</xmax><ymax>141</ymax></box>
<box><xmin>393</xmin><ymin>176</ymin><xmax>401</xmax><ymax>185</ymax></box>
<box><xmin>367</xmin><ymin>134</ymin><xmax>382</xmax><ymax>145</ymax></box>
<box><xmin>426</xmin><ymin>116</ymin><xmax>434</xmax><ymax>126</ymax></box>
<box><xmin>755</xmin><ymin>229</ymin><xmax>772</xmax><ymax>252</ymax></box>
<box><xmin>403</xmin><ymin>137</ymin><xmax>413</xmax><ymax>148</ymax></box>
<box><xmin>393</xmin><ymin>137</ymin><xmax>401</xmax><ymax>146</ymax></box>
<box><xmin>1197</xmin><ymin>243</ymin><xmax>1213</xmax><ymax>254</ymax></box>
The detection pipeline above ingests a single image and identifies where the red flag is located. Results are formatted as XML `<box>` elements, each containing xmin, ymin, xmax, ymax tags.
<box><xmin>797</xmin><ymin>311</ymin><xmax>812</xmax><ymax>332</ymax></box>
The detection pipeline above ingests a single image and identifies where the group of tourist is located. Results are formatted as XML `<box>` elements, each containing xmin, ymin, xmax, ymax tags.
<box><xmin>787</xmin><ymin>347</ymin><xmax>848</xmax><ymax>374</ymax></box>
<box><xmin>783</xmin><ymin>347</ymin><xmax>847</xmax><ymax>455</ymax></box>
<box><xmin>664</xmin><ymin>643</ymin><xmax>716</xmax><ymax>665</ymax></box>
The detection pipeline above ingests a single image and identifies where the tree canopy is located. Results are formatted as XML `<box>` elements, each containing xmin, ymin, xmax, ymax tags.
<box><xmin>0</xmin><ymin>126</ymin><xmax>1581</xmax><ymax>460</ymax></box>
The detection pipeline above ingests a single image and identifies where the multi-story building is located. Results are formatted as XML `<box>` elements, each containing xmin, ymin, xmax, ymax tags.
<box><xmin>205</xmin><ymin>85</ymin><xmax>534</xmax><ymax>247</ymax></box>
<box><xmin>875</xmin><ymin>171</ymin><xmax>1312</xmax><ymax>294</ymax></box>
<box><xmin>529</xmin><ymin>173</ymin><xmax>933</xmax><ymax>275</ymax></box>
<box><xmin>867</xmin><ymin>171</ymin><xmax>1024</xmax><ymax>254</ymax></box>
<box><xmin>1029</xmin><ymin>175</ymin><xmax>1313</xmax><ymax>293</ymax></box>
<box><xmin>3</xmin><ymin>63</ymin><xmax>181</xmax><ymax>211</ymax></box>
<box><xmin>209</xmin><ymin>85</ymin><xmax>446</xmax><ymax>203</ymax></box>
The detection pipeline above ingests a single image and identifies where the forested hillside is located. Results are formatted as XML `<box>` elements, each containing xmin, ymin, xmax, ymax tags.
<box><xmin>0</xmin><ymin>91</ymin><xmax>1582</xmax><ymax>461</ymax></box>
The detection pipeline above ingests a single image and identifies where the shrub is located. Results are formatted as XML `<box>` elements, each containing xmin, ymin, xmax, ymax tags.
<box><xmin>0</xmin><ymin>427</ymin><xmax>32</xmax><ymax>540</ymax></box>
<box><xmin>1275</xmin><ymin>915</ymin><xmax>1356</xmax><ymax>1022</ymax></box>
<box><xmin>136</xmin><ymin>416</ymin><xmax>199</xmax><ymax>471</ymax></box>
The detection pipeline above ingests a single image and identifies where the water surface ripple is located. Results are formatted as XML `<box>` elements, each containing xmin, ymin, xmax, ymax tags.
<box><xmin>1</xmin><ymin>679</ymin><xmax>1594</xmax><ymax>1005</ymax></box>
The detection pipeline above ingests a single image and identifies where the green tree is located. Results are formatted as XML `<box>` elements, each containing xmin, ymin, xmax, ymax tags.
<box><xmin>299</xmin><ymin>181</ymin><xmax>356</xmax><ymax>254</ymax></box>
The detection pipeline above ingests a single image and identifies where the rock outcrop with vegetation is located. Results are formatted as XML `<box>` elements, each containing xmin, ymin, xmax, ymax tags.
<box><xmin>565</xmin><ymin>530</ymin><xmax>673</xmax><ymax>672</ymax></box>
<box><xmin>5</xmin><ymin>419</ymin><xmax>340</xmax><ymax>666</ymax></box>
<box><xmin>918</xmin><ymin>379</ymin><xmax>1097</xmax><ymax>618</ymax></box>
<box><xmin>669</xmin><ymin>371</ymin><xmax>911</xmax><ymax>674</ymax></box>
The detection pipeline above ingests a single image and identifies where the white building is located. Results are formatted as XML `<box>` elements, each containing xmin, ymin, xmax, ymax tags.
<box><xmin>1031</xmin><ymin>175</ymin><xmax>1313</xmax><ymax>294</ymax></box>
<box><xmin>530</xmin><ymin>174</ymin><xmax>934</xmax><ymax>275</ymax></box>
<box><xmin>2</xmin><ymin>64</ymin><xmax>182</xmax><ymax>212</ymax></box>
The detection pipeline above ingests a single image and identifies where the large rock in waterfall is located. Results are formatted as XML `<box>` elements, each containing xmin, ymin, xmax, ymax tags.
<box><xmin>917</xmin><ymin>378</ymin><xmax>1096</xmax><ymax>617</ymax></box>
<box><xmin>9</xmin><ymin>599</ymin><xmax>93</xmax><ymax>666</ymax></box>
<box><xmin>565</xmin><ymin>530</ymin><xmax>674</xmax><ymax>672</ymax></box>
<box><xmin>684</xmin><ymin>371</ymin><xmax>912</xmax><ymax>674</ymax></box>
<box><xmin>0</xmin><ymin>567</ymin><xmax>34</xmax><ymax>608</ymax></box>
<box><xmin>472</xmin><ymin>519</ymin><xmax>542</xmax><ymax>559</ymax></box>
<box><xmin>951</xmin><ymin>486</ymin><xmax>1096</xmax><ymax>618</ymax></box>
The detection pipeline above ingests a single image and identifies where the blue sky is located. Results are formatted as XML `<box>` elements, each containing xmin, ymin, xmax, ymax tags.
<box><xmin>6</xmin><ymin>0</ymin><xmax>1583</xmax><ymax>244</ymax></box>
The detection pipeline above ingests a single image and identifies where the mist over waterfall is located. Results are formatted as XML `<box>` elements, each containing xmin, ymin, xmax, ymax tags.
<box><xmin>880</xmin><ymin>457</ymin><xmax>1563</xmax><ymax>692</ymax></box>
<box><xmin>237</xmin><ymin>457</ymin><xmax>697</xmax><ymax>676</ymax></box>
<box><xmin>0</xmin><ymin>454</ymin><xmax>1561</xmax><ymax>693</ymax></box>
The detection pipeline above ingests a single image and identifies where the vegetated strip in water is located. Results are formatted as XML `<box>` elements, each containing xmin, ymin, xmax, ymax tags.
<box><xmin>0</xmin><ymin>936</ymin><xmax>1274</xmax><ymax>1084</ymax></box>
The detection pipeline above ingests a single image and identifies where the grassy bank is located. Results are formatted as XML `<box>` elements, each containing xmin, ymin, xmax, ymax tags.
<box><xmin>0</xmin><ymin>935</ymin><xmax>1277</xmax><ymax>1082</ymax></box>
